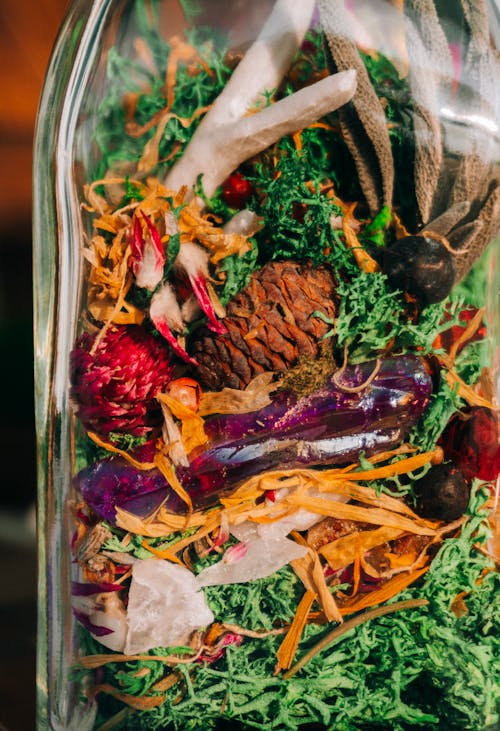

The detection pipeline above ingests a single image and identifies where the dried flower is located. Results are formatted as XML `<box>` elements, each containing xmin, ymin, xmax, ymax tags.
<box><xmin>174</xmin><ymin>242</ymin><xmax>226</xmax><ymax>334</ymax></box>
<box><xmin>149</xmin><ymin>282</ymin><xmax>198</xmax><ymax>365</ymax></box>
<box><xmin>129</xmin><ymin>211</ymin><xmax>166</xmax><ymax>291</ymax></box>
<box><xmin>70</xmin><ymin>325</ymin><xmax>173</xmax><ymax>436</ymax></box>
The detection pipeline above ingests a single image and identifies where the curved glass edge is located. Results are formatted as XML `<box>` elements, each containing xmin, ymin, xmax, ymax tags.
<box><xmin>33</xmin><ymin>1</ymin><xmax>113</xmax><ymax>728</ymax></box>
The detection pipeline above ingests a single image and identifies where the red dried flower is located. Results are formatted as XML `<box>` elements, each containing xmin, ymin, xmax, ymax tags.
<box><xmin>440</xmin><ymin>407</ymin><xmax>500</xmax><ymax>482</ymax></box>
<box><xmin>70</xmin><ymin>325</ymin><xmax>173</xmax><ymax>436</ymax></box>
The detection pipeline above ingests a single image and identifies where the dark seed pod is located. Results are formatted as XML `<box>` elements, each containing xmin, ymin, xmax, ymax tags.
<box><xmin>383</xmin><ymin>235</ymin><xmax>455</xmax><ymax>305</ymax></box>
<box><xmin>413</xmin><ymin>463</ymin><xmax>471</xmax><ymax>522</ymax></box>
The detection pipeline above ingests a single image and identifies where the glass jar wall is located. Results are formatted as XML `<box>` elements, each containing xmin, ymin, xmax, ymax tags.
<box><xmin>34</xmin><ymin>2</ymin><xmax>500</xmax><ymax>729</ymax></box>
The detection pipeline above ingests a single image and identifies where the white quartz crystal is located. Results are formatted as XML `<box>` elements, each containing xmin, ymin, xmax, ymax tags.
<box><xmin>195</xmin><ymin>536</ymin><xmax>308</xmax><ymax>588</ymax></box>
<box><xmin>125</xmin><ymin>559</ymin><xmax>214</xmax><ymax>654</ymax></box>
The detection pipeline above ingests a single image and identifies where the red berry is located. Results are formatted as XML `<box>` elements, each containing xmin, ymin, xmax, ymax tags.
<box><xmin>222</xmin><ymin>171</ymin><xmax>253</xmax><ymax>209</ymax></box>
<box><xmin>440</xmin><ymin>407</ymin><xmax>500</xmax><ymax>482</ymax></box>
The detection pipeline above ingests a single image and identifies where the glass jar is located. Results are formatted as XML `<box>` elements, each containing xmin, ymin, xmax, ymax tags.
<box><xmin>34</xmin><ymin>2</ymin><xmax>500</xmax><ymax>729</ymax></box>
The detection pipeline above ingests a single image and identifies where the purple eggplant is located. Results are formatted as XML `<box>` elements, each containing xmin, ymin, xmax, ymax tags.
<box><xmin>77</xmin><ymin>355</ymin><xmax>431</xmax><ymax>521</ymax></box>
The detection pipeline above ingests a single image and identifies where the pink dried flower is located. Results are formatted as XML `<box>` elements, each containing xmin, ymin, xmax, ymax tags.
<box><xmin>174</xmin><ymin>242</ymin><xmax>226</xmax><ymax>334</ymax></box>
<box><xmin>129</xmin><ymin>211</ymin><xmax>166</xmax><ymax>291</ymax></box>
<box><xmin>150</xmin><ymin>282</ymin><xmax>198</xmax><ymax>366</ymax></box>
<box><xmin>223</xmin><ymin>542</ymin><xmax>248</xmax><ymax>564</ymax></box>
<box><xmin>70</xmin><ymin>325</ymin><xmax>173</xmax><ymax>436</ymax></box>
<box><xmin>197</xmin><ymin>632</ymin><xmax>243</xmax><ymax>665</ymax></box>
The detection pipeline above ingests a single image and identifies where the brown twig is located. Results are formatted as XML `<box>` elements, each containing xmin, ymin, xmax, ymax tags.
<box><xmin>283</xmin><ymin>598</ymin><xmax>428</xmax><ymax>679</ymax></box>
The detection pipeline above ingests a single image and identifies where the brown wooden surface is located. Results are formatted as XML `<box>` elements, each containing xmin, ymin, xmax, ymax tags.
<box><xmin>0</xmin><ymin>1</ymin><xmax>68</xmax><ymax>225</ymax></box>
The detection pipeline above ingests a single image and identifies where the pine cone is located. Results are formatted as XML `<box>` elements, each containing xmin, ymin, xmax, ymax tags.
<box><xmin>70</xmin><ymin>325</ymin><xmax>173</xmax><ymax>436</ymax></box>
<box><xmin>190</xmin><ymin>260</ymin><xmax>338</xmax><ymax>390</ymax></box>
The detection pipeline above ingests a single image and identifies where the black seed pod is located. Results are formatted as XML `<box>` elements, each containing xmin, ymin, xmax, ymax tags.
<box><xmin>414</xmin><ymin>463</ymin><xmax>471</xmax><ymax>522</ymax></box>
<box><xmin>383</xmin><ymin>235</ymin><xmax>455</xmax><ymax>305</ymax></box>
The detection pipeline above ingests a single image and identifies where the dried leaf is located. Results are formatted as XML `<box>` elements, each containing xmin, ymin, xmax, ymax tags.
<box><xmin>318</xmin><ymin>0</ymin><xmax>394</xmax><ymax>213</ymax></box>
<box><xmin>198</xmin><ymin>373</ymin><xmax>278</xmax><ymax>416</ymax></box>
<box><xmin>452</xmin><ymin>182</ymin><xmax>500</xmax><ymax>282</ymax></box>
<box><xmin>403</xmin><ymin>0</ymin><xmax>452</xmax><ymax>222</ymax></box>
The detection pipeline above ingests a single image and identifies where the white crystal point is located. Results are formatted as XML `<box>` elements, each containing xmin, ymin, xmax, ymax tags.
<box><xmin>195</xmin><ymin>536</ymin><xmax>308</xmax><ymax>588</ymax></box>
<box><xmin>125</xmin><ymin>559</ymin><xmax>214</xmax><ymax>655</ymax></box>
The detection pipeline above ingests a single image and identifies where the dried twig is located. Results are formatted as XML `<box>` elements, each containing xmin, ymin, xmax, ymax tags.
<box><xmin>283</xmin><ymin>598</ymin><xmax>429</xmax><ymax>679</ymax></box>
<box><xmin>167</xmin><ymin>70</ymin><xmax>356</xmax><ymax>197</ymax></box>
<box><xmin>164</xmin><ymin>0</ymin><xmax>358</xmax><ymax>197</ymax></box>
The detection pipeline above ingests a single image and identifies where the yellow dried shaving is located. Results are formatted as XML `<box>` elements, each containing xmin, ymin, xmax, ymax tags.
<box><xmin>311</xmin><ymin>549</ymin><xmax>343</xmax><ymax>623</ymax></box>
<box><xmin>285</xmin><ymin>495</ymin><xmax>436</xmax><ymax>536</ymax></box>
<box><xmin>141</xmin><ymin>539</ymin><xmax>185</xmax><ymax>566</ymax></box>
<box><xmin>138</xmin><ymin>105</ymin><xmax>212</xmax><ymax>173</ymax></box>
<box><xmin>448</xmin><ymin>307</ymin><xmax>486</xmax><ymax>363</ymax></box>
<box><xmin>350</xmin><ymin>545</ymin><xmax>362</xmax><ymax>595</ymax></box>
<box><xmin>220</xmin><ymin>448</ymin><xmax>441</xmax><ymax>508</ymax></box>
<box><xmin>338</xmin><ymin>447</ymin><xmax>443</xmax><ymax>480</ymax></box>
<box><xmin>88</xmin><ymin>298</ymin><xmax>145</xmax><ymax>326</ymax></box>
<box><xmin>444</xmin><ymin>366</ymin><xmax>496</xmax><ymax>410</ymax></box>
<box><xmin>153</xmin><ymin>453</ymin><xmax>193</xmax><ymax>512</ymax></box>
<box><xmin>87</xmin><ymin>431</ymin><xmax>156</xmax><ymax>470</ymax></box>
<box><xmin>157</xmin><ymin>392</ymin><xmax>208</xmax><ymax>454</ymax></box>
<box><xmin>384</xmin><ymin>548</ymin><xmax>420</xmax><ymax>570</ymax></box>
<box><xmin>338</xmin><ymin>566</ymin><xmax>429</xmax><ymax>615</ymax></box>
<box><xmin>115</xmin><ymin>449</ymin><xmax>441</xmax><ymax>541</ymax></box>
<box><xmin>178</xmin><ymin>201</ymin><xmax>252</xmax><ymax>262</ymax></box>
<box><xmin>275</xmin><ymin>589</ymin><xmax>317</xmax><ymax>672</ymax></box>
<box><xmin>343</xmin><ymin>213</ymin><xmax>380</xmax><ymax>273</ymax></box>
<box><xmin>315</xmin><ymin>479</ymin><xmax>425</xmax><ymax>519</ymax></box>
<box><xmin>166</xmin><ymin>516</ymin><xmax>222</xmax><ymax>555</ymax></box>
<box><xmin>89</xmin><ymin>683</ymin><xmax>166</xmax><ymax>709</ymax></box>
<box><xmin>115</xmin><ymin>505</ymin><xmax>212</xmax><ymax>535</ymax></box>
<box><xmin>290</xmin><ymin>533</ymin><xmax>342</xmax><ymax>624</ymax></box>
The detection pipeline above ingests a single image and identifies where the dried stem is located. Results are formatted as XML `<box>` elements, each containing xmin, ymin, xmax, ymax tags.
<box><xmin>283</xmin><ymin>598</ymin><xmax>428</xmax><ymax>679</ymax></box>
<box><xmin>165</xmin><ymin>68</ymin><xmax>356</xmax><ymax>197</ymax></box>
<box><xmin>165</xmin><ymin>0</ymin><xmax>317</xmax><ymax>195</ymax></box>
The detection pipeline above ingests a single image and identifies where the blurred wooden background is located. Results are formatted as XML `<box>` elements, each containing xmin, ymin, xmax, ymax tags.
<box><xmin>0</xmin><ymin>4</ymin><xmax>68</xmax><ymax>730</ymax></box>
